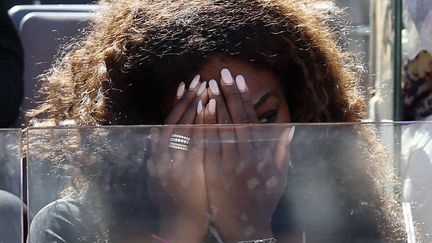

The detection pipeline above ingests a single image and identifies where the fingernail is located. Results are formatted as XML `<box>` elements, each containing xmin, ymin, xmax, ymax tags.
<box><xmin>287</xmin><ymin>126</ymin><xmax>295</xmax><ymax>143</ymax></box>
<box><xmin>235</xmin><ymin>75</ymin><xmax>247</xmax><ymax>92</ymax></box>
<box><xmin>197</xmin><ymin>81</ymin><xmax>207</xmax><ymax>96</ymax></box>
<box><xmin>176</xmin><ymin>82</ymin><xmax>185</xmax><ymax>98</ymax></box>
<box><xmin>208</xmin><ymin>99</ymin><xmax>216</xmax><ymax>114</ymax></box>
<box><xmin>197</xmin><ymin>100</ymin><xmax>203</xmax><ymax>114</ymax></box>
<box><xmin>189</xmin><ymin>74</ymin><xmax>200</xmax><ymax>90</ymax></box>
<box><xmin>221</xmin><ymin>68</ymin><xmax>233</xmax><ymax>85</ymax></box>
<box><xmin>209</xmin><ymin>79</ymin><xmax>220</xmax><ymax>95</ymax></box>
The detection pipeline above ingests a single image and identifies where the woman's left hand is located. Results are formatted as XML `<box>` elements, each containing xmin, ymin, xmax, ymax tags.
<box><xmin>203</xmin><ymin>69</ymin><xmax>294</xmax><ymax>242</ymax></box>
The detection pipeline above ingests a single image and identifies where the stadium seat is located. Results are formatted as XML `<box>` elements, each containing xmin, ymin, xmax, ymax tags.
<box><xmin>12</xmin><ymin>8</ymin><xmax>94</xmax><ymax>125</ymax></box>
<box><xmin>8</xmin><ymin>4</ymin><xmax>96</xmax><ymax>29</ymax></box>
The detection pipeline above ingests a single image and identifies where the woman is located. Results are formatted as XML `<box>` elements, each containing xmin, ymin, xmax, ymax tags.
<box><xmin>28</xmin><ymin>0</ymin><xmax>407</xmax><ymax>242</ymax></box>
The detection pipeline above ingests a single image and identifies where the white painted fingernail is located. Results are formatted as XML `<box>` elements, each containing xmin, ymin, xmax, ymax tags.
<box><xmin>197</xmin><ymin>100</ymin><xmax>203</xmax><ymax>114</ymax></box>
<box><xmin>208</xmin><ymin>99</ymin><xmax>216</xmax><ymax>114</ymax></box>
<box><xmin>197</xmin><ymin>81</ymin><xmax>207</xmax><ymax>96</ymax></box>
<box><xmin>221</xmin><ymin>68</ymin><xmax>233</xmax><ymax>85</ymax></box>
<box><xmin>209</xmin><ymin>79</ymin><xmax>220</xmax><ymax>95</ymax></box>
<box><xmin>176</xmin><ymin>82</ymin><xmax>185</xmax><ymax>98</ymax></box>
<box><xmin>189</xmin><ymin>74</ymin><xmax>200</xmax><ymax>89</ymax></box>
<box><xmin>287</xmin><ymin>126</ymin><xmax>295</xmax><ymax>143</ymax></box>
<box><xmin>235</xmin><ymin>75</ymin><xmax>247</xmax><ymax>92</ymax></box>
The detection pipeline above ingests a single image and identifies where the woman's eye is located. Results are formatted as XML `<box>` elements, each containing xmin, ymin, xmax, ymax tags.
<box><xmin>258</xmin><ymin>110</ymin><xmax>278</xmax><ymax>123</ymax></box>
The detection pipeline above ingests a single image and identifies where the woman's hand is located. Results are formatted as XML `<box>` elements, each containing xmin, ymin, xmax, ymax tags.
<box><xmin>203</xmin><ymin>69</ymin><xmax>294</xmax><ymax>242</ymax></box>
<box><xmin>147</xmin><ymin>75</ymin><xmax>209</xmax><ymax>242</ymax></box>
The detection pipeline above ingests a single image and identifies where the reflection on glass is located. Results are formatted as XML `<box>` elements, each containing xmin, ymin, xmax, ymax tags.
<box><xmin>25</xmin><ymin>123</ymin><xmax>432</xmax><ymax>242</ymax></box>
<box><xmin>0</xmin><ymin>130</ymin><xmax>22</xmax><ymax>243</ymax></box>
<box><xmin>402</xmin><ymin>122</ymin><xmax>432</xmax><ymax>241</ymax></box>
<box><xmin>370</xmin><ymin>0</ymin><xmax>396</xmax><ymax>121</ymax></box>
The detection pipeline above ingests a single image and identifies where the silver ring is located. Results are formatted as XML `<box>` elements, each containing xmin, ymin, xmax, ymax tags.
<box><xmin>169</xmin><ymin>134</ymin><xmax>191</xmax><ymax>151</ymax></box>
<box><xmin>169</xmin><ymin>137</ymin><xmax>190</xmax><ymax>144</ymax></box>
<box><xmin>171</xmin><ymin>134</ymin><xmax>191</xmax><ymax>141</ymax></box>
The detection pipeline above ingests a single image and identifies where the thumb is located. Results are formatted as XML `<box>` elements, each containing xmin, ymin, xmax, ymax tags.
<box><xmin>274</xmin><ymin>126</ymin><xmax>295</xmax><ymax>172</ymax></box>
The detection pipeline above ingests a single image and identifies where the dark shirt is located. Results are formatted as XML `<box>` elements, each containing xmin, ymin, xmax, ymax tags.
<box><xmin>28</xmin><ymin>197</ymin><xmax>215</xmax><ymax>243</ymax></box>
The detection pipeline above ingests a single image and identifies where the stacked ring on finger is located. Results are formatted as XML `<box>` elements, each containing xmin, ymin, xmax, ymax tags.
<box><xmin>169</xmin><ymin>133</ymin><xmax>191</xmax><ymax>151</ymax></box>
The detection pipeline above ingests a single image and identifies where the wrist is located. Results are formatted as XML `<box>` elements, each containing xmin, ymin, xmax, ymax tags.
<box><xmin>159</xmin><ymin>218</ymin><xmax>208</xmax><ymax>243</ymax></box>
<box><xmin>219</xmin><ymin>222</ymin><xmax>273</xmax><ymax>243</ymax></box>
<box><xmin>236</xmin><ymin>238</ymin><xmax>277</xmax><ymax>243</ymax></box>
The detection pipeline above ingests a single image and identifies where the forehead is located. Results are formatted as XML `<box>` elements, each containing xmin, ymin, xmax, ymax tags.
<box><xmin>198</xmin><ymin>56</ymin><xmax>282</xmax><ymax>102</ymax></box>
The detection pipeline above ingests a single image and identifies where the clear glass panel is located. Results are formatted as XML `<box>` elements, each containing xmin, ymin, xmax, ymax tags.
<box><xmin>401</xmin><ymin>122</ymin><xmax>432</xmax><ymax>241</ymax></box>
<box><xmin>370</xmin><ymin>0</ymin><xmax>397</xmax><ymax>121</ymax></box>
<box><xmin>0</xmin><ymin>129</ymin><xmax>22</xmax><ymax>243</ymax></box>
<box><xmin>26</xmin><ymin>123</ymin><xmax>432</xmax><ymax>242</ymax></box>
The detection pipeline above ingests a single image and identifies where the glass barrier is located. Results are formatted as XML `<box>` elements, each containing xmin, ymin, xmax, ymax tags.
<box><xmin>0</xmin><ymin>129</ymin><xmax>22</xmax><ymax>243</ymax></box>
<box><xmin>26</xmin><ymin>123</ymin><xmax>432</xmax><ymax>242</ymax></box>
<box><xmin>335</xmin><ymin>0</ymin><xmax>370</xmax><ymax>86</ymax></box>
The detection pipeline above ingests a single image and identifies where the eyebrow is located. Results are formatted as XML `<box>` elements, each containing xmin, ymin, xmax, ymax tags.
<box><xmin>253</xmin><ymin>91</ymin><xmax>278</xmax><ymax>109</ymax></box>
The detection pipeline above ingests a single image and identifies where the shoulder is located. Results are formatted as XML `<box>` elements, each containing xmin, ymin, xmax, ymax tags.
<box><xmin>28</xmin><ymin>197</ymin><xmax>95</xmax><ymax>243</ymax></box>
<box><xmin>31</xmin><ymin>197</ymin><xmax>82</xmax><ymax>224</ymax></box>
<box><xmin>0</xmin><ymin>190</ymin><xmax>22</xmax><ymax>243</ymax></box>
<box><xmin>0</xmin><ymin>190</ymin><xmax>21</xmax><ymax>213</ymax></box>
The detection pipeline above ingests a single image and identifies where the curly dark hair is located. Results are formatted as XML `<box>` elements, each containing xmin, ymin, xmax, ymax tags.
<box><xmin>28</xmin><ymin>0</ymin><xmax>408</xmax><ymax>242</ymax></box>
<box><xmin>30</xmin><ymin>0</ymin><xmax>365</xmax><ymax>125</ymax></box>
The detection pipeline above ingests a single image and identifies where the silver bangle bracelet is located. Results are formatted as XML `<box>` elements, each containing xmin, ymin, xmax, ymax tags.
<box><xmin>236</xmin><ymin>238</ymin><xmax>277</xmax><ymax>243</ymax></box>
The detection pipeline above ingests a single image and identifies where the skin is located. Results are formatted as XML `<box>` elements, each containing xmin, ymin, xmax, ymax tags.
<box><xmin>167</xmin><ymin>55</ymin><xmax>292</xmax><ymax>124</ymax></box>
<box><xmin>147</xmin><ymin>56</ymin><xmax>294</xmax><ymax>243</ymax></box>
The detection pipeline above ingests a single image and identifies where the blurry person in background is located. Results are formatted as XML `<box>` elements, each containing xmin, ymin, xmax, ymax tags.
<box><xmin>0</xmin><ymin>190</ymin><xmax>22</xmax><ymax>243</ymax></box>
<box><xmin>403</xmin><ymin>50</ymin><xmax>432</xmax><ymax>122</ymax></box>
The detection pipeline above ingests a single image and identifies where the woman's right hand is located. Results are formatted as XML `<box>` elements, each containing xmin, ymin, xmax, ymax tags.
<box><xmin>203</xmin><ymin>70</ymin><xmax>293</xmax><ymax>242</ymax></box>
<box><xmin>147</xmin><ymin>75</ymin><xmax>209</xmax><ymax>242</ymax></box>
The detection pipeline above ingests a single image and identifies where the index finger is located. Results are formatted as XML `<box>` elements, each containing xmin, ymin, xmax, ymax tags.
<box><xmin>165</xmin><ymin>75</ymin><xmax>201</xmax><ymax>124</ymax></box>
